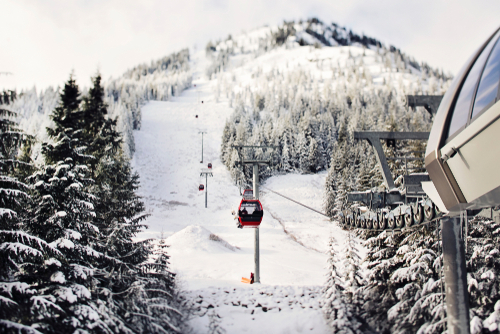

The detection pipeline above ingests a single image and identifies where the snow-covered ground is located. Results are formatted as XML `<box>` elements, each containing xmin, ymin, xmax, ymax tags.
<box><xmin>132</xmin><ymin>47</ymin><xmax>354</xmax><ymax>333</ymax></box>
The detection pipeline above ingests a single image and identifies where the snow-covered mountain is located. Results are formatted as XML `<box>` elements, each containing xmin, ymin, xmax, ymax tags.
<box><xmin>129</xmin><ymin>18</ymin><xmax>451</xmax><ymax>332</ymax></box>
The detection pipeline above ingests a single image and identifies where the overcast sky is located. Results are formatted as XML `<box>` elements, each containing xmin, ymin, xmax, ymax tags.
<box><xmin>1</xmin><ymin>0</ymin><xmax>499</xmax><ymax>91</ymax></box>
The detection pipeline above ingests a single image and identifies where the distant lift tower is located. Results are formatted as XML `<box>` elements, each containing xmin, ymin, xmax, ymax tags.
<box><xmin>232</xmin><ymin>145</ymin><xmax>277</xmax><ymax>284</ymax></box>
<box><xmin>200</xmin><ymin>168</ymin><xmax>213</xmax><ymax>208</ymax></box>
<box><xmin>199</xmin><ymin>131</ymin><xmax>207</xmax><ymax>163</ymax></box>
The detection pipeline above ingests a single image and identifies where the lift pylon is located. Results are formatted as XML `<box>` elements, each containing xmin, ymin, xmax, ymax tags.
<box><xmin>232</xmin><ymin>145</ymin><xmax>277</xmax><ymax>284</ymax></box>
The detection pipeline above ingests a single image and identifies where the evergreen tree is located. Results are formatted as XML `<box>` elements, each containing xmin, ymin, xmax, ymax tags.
<box><xmin>324</xmin><ymin>164</ymin><xmax>338</xmax><ymax>219</ymax></box>
<box><xmin>356</xmin><ymin>226</ymin><xmax>445</xmax><ymax>334</ymax></box>
<box><xmin>84</xmin><ymin>75</ymin><xmax>183</xmax><ymax>333</ymax></box>
<box><xmin>322</xmin><ymin>237</ymin><xmax>361</xmax><ymax>333</ymax></box>
<box><xmin>44</xmin><ymin>74</ymin><xmax>88</xmax><ymax>166</ymax></box>
<box><xmin>306</xmin><ymin>137</ymin><xmax>320</xmax><ymax>173</ymax></box>
<box><xmin>343</xmin><ymin>231</ymin><xmax>363</xmax><ymax>303</ymax></box>
<box><xmin>467</xmin><ymin>216</ymin><xmax>500</xmax><ymax>332</ymax></box>
<box><xmin>23</xmin><ymin>157</ymin><xmax>121</xmax><ymax>333</ymax></box>
<box><xmin>0</xmin><ymin>107</ymin><xmax>59</xmax><ymax>333</ymax></box>
<box><xmin>82</xmin><ymin>75</ymin><xmax>107</xmax><ymax>141</ymax></box>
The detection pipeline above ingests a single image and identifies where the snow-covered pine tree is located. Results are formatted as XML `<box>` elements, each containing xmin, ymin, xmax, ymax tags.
<box><xmin>343</xmin><ymin>231</ymin><xmax>363</xmax><ymax>303</ymax></box>
<box><xmin>81</xmin><ymin>74</ymin><xmax>110</xmax><ymax>174</ymax></box>
<box><xmin>0</xmin><ymin>105</ymin><xmax>61</xmax><ymax>333</ymax></box>
<box><xmin>386</xmin><ymin>228</ymin><xmax>445</xmax><ymax>333</ymax></box>
<box><xmin>43</xmin><ymin>74</ymin><xmax>88</xmax><ymax>166</ymax></box>
<box><xmin>356</xmin><ymin>152</ymin><xmax>372</xmax><ymax>191</ymax></box>
<box><xmin>322</xmin><ymin>236</ymin><xmax>361</xmax><ymax>333</ymax></box>
<box><xmin>356</xmin><ymin>226</ymin><xmax>445</xmax><ymax>334</ymax></box>
<box><xmin>19</xmin><ymin>76</ymin><xmax>129</xmax><ymax>332</ymax></box>
<box><xmin>84</xmin><ymin>74</ymin><xmax>184</xmax><ymax>333</ymax></box>
<box><xmin>323</xmin><ymin>164</ymin><xmax>338</xmax><ymax>219</ymax></box>
<box><xmin>306</xmin><ymin>137</ymin><xmax>320</xmax><ymax>173</ymax></box>
<box><xmin>467</xmin><ymin>215</ymin><xmax>500</xmax><ymax>332</ymax></box>
<box><xmin>23</xmin><ymin>157</ymin><xmax>121</xmax><ymax>333</ymax></box>
<box><xmin>220</xmin><ymin>120</ymin><xmax>236</xmax><ymax>168</ymax></box>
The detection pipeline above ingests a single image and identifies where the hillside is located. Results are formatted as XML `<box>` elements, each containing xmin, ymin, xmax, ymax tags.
<box><xmin>130</xmin><ymin>19</ymin><xmax>449</xmax><ymax>333</ymax></box>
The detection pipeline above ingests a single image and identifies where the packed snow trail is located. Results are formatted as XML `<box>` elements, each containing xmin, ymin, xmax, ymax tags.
<box><xmin>132</xmin><ymin>48</ymin><xmax>349</xmax><ymax>333</ymax></box>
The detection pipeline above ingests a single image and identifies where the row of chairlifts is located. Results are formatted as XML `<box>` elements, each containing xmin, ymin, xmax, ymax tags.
<box><xmin>198</xmin><ymin>162</ymin><xmax>212</xmax><ymax>191</ymax></box>
<box><xmin>236</xmin><ymin>189</ymin><xmax>264</xmax><ymax>228</ymax></box>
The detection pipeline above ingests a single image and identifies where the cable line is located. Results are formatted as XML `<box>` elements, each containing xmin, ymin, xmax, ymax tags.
<box><xmin>260</xmin><ymin>185</ymin><xmax>330</xmax><ymax>218</ymax></box>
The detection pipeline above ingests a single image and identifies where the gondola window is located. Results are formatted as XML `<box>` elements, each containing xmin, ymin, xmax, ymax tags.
<box><xmin>471</xmin><ymin>36</ymin><xmax>500</xmax><ymax>119</ymax></box>
<box><xmin>447</xmin><ymin>30</ymin><xmax>500</xmax><ymax>140</ymax></box>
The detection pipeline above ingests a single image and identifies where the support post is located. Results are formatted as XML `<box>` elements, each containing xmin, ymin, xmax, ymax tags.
<box><xmin>253</xmin><ymin>163</ymin><xmax>260</xmax><ymax>284</ymax></box>
<box><xmin>199</xmin><ymin>169</ymin><xmax>213</xmax><ymax>209</ymax></box>
<box><xmin>354</xmin><ymin>131</ymin><xmax>429</xmax><ymax>190</ymax></box>
<box><xmin>441</xmin><ymin>216</ymin><xmax>470</xmax><ymax>334</ymax></box>
<box><xmin>199</xmin><ymin>131</ymin><xmax>206</xmax><ymax>163</ymax></box>
<box><xmin>368</xmin><ymin>138</ymin><xmax>396</xmax><ymax>189</ymax></box>
<box><xmin>231</xmin><ymin>145</ymin><xmax>276</xmax><ymax>284</ymax></box>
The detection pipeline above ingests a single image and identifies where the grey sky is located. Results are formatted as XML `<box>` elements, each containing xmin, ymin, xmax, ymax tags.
<box><xmin>1</xmin><ymin>0</ymin><xmax>499</xmax><ymax>90</ymax></box>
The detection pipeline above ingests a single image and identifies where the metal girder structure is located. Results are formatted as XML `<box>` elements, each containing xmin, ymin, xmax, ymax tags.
<box><xmin>406</xmin><ymin>95</ymin><xmax>443</xmax><ymax>117</ymax></box>
<box><xmin>347</xmin><ymin>174</ymin><xmax>431</xmax><ymax>208</ymax></box>
<box><xmin>354</xmin><ymin>131</ymin><xmax>429</xmax><ymax>190</ymax></box>
<box><xmin>231</xmin><ymin>145</ymin><xmax>277</xmax><ymax>168</ymax></box>
<box><xmin>347</xmin><ymin>190</ymin><xmax>405</xmax><ymax>209</ymax></box>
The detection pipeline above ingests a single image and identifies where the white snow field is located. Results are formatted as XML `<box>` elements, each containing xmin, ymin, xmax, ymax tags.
<box><xmin>132</xmin><ymin>47</ymin><xmax>353</xmax><ymax>333</ymax></box>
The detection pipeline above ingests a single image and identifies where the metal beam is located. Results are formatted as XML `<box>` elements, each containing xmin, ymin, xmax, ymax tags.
<box><xmin>253</xmin><ymin>164</ymin><xmax>260</xmax><ymax>284</ymax></box>
<box><xmin>354</xmin><ymin>132</ymin><xmax>430</xmax><ymax>140</ymax></box>
<box><xmin>441</xmin><ymin>216</ymin><xmax>470</xmax><ymax>334</ymax></box>
<box><xmin>406</xmin><ymin>95</ymin><xmax>443</xmax><ymax>117</ymax></box>
<box><xmin>231</xmin><ymin>145</ymin><xmax>279</xmax><ymax>149</ymax></box>
<box><xmin>354</xmin><ymin>132</ymin><xmax>429</xmax><ymax>190</ymax></box>
<box><xmin>240</xmin><ymin>160</ymin><xmax>271</xmax><ymax>165</ymax></box>
<box><xmin>347</xmin><ymin>191</ymin><xmax>406</xmax><ymax>208</ymax></box>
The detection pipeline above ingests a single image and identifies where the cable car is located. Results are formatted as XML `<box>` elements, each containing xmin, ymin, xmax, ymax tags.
<box><xmin>242</xmin><ymin>188</ymin><xmax>253</xmax><ymax>199</ymax></box>
<box><xmin>237</xmin><ymin>199</ymin><xmax>264</xmax><ymax>228</ymax></box>
<box><xmin>196</xmin><ymin>115</ymin><xmax>198</xmax><ymax>118</ymax></box>
<box><xmin>199</xmin><ymin>184</ymin><xmax>204</xmax><ymax>191</ymax></box>
<box><xmin>208</xmin><ymin>163</ymin><xmax>212</xmax><ymax>169</ymax></box>
<box><xmin>425</xmin><ymin>26</ymin><xmax>500</xmax><ymax>214</ymax></box>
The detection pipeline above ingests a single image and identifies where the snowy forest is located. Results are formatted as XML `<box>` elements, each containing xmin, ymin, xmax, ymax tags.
<box><xmin>0</xmin><ymin>75</ymin><xmax>187</xmax><ymax>332</ymax></box>
<box><xmin>2</xmin><ymin>16</ymin><xmax>500</xmax><ymax>334</ymax></box>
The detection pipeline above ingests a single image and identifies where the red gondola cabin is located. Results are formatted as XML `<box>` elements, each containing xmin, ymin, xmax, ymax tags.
<box><xmin>237</xmin><ymin>199</ymin><xmax>263</xmax><ymax>228</ymax></box>
<box><xmin>199</xmin><ymin>184</ymin><xmax>204</xmax><ymax>191</ymax></box>
<box><xmin>242</xmin><ymin>189</ymin><xmax>253</xmax><ymax>199</ymax></box>
<box><xmin>208</xmin><ymin>163</ymin><xmax>212</xmax><ymax>169</ymax></box>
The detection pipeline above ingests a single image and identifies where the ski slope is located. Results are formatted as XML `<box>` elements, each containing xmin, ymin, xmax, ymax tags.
<box><xmin>131</xmin><ymin>47</ymin><xmax>351</xmax><ymax>333</ymax></box>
